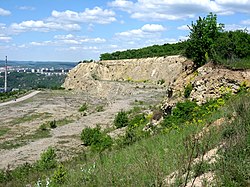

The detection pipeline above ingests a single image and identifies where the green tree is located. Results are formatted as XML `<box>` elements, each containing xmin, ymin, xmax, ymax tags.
<box><xmin>186</xmin><ymin>12</ymin><xmax>224</xmax><ymax>67</ymax></box>
<box><xmin>214</xmin><ymin>29</ymin><xmax>250</xmax><ymax>62</ymax></box>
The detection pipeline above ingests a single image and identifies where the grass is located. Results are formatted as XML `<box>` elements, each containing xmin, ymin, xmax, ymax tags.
<box><xmin>214</xmin><ymin>93</ymin><xmax>250</xmax><ymax>186</ymax></box>
<box><xmin>55</xmin><ymin>118</ymin><xmax>75</xmax><ymax>127</ymax></box>
<box><xmin>0</xmin><ymin>90</ymin><xmax>28</xmax><ymax>103</ymax></box>
<box><xmin>0</xmin><ymin>127</ymin><xmax>10</xmax><ymax>137</ymax></box>
<box><xmin>0</xmin><ymin>128</ymin><xmax>51</xmax><ymax>150</ymax></box>
<box><xmin>9</xmin><ymin>112</ymin><xmax>51</xmax><ymax>125</ymax></box>
<box><xmin>0</xmin><ymin>92</ymin><xmax>249</xmax><ymax>186</ymax></box>
<box><xmin>217</xmin><ymin>58</ymin><xmax>250</xmax><ymax>70</ymax></box>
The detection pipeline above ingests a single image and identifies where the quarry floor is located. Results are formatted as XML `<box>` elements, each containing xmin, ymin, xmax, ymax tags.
<box><xmin>0</xmin><ymin>81</ymin><xmax>166</xmax><ymax>169</ymax></box>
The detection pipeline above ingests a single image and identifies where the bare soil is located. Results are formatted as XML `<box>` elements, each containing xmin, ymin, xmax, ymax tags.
<box><xmin>0</xmin><ymin>81</ymin><xmax>165</xmax><ymax>169</ymax></box>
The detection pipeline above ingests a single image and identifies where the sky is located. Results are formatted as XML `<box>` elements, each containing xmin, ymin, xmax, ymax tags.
<box><xmin>0</xmin><ymin>0</ymin><xmax>250</xmax><ymax>62</ymax></box>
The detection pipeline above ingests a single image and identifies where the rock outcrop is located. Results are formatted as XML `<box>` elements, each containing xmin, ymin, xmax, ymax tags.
<box><xmin>63</xmin><ymin>55</ymin><xmax>193</xmax><ymax>93</ymax></box>
<box><xmin>162</xmin><ymin>62</ymin><xmax>250</xmax><ymax>114</ymax></box>
<box><xmin>64</xmin><ymin>55</ymin><xmax>249</xmax><ymax>112</ymax></box>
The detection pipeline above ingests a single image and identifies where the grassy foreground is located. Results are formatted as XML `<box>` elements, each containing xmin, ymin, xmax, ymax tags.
<box><xmin>0</xmin><ymin>92</ymin><xmax>249</xmax><ymax>187</ymax></box>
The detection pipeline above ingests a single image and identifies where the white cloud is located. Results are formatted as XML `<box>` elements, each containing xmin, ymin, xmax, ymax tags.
<box><xmin>18</xmin><ymin>6</ymin><xmax>35</xmax><ymax>11</ymax></box>
<box><xmin>145</xmin><ymin>38</ymin><xmax>177</xmax><ymax>45</ymax></box>
<box><xmin>80</xmin><ymin>38</ymin><xmax>106</xmax><ymax>43</ymax></box>
<box><xmin>7</xmin><ymin>7</ymin><xmax>116</xmax><ymax>34</ymax></box>
<box><xmin>225</xmin><ymin>24</ymin><xmax>248</xmax><ymax>31</ymax></box>
<box><xmin>177</xmin><ymin>25</ymin><xmax>189</xmax><ymax>30</ymax></box>
<box><xmin>51</xmin><ymin>6</ymin><xmax>116</xmax><ymax>24</ymax></box>
<box><xmin>10</xmin><ymin>20</ymin><xmax>81</xmax><ymax>32</ymax></box>
<box><xmin>58</xmin><ymin>46</ymin><xmax>99</xmax><ymax>51</ymax></box>
<box><xmin>241</xmin><ymin>19</ymin><xmax>250</xmax><ymax>25</ymax></box>
<box><xmin>108</xmin><ymin>0</ymin><xmax>134</xmax><ymax>12</ymax></box>
<box><xmin>116</xmin><ymin>24</ymin><xmax>165</xmax><ymax>38</ymax></box>
<box><xmin>141</xmin><ymin>24</ymin><xmax>166</xmax><ymax>32</ymax></box>
<box><xmin>0</xmin><ymin>34</ymin><xmax>11</xmax><ymax>42</ymax></box>
<box><xmin>178</xmin><ymin>35</ymin><xmax>189</xmax><ymax>41</ymax></box>
<box><xmin>109</xmin><ymin>0</ymin><xmax>250</xmax><ymax>21</ymax></box>
<box><xmin>30</xmin><ymin>41</ymin><xmax>53</xmax><ymax>46</ymax></box>
<box><xmin>54</xmin><ymin>34</ymin><xmax>106</xmax><ymax>44</ymax></box>
<box><xmin>0</xmin><ymin>8</ymin><xmax>11</xmax><ymax>16</ymax></box>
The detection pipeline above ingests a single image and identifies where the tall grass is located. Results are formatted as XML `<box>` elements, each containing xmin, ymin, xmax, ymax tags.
<box><xmin>217</xmin><ymin>57</ymin><xmax>250</xmax><ymax>70</ymax></box>
<box><xmin>1</xmin><ymin>93</ymin><xmax>249</xmax><ymax>186</ymax></box>
<box><xmin>62</xmin><ymin>124</ymin><xmax>202</xmax><ymax>187</ymax></box>
<box><xmin>215</xmin><ymin>93</ymin><xmax>250</xmax><ymax>186</ymax></box>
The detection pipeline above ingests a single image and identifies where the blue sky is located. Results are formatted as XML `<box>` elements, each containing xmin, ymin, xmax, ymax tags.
<box><xmin>0</xmin><ymin>0</ymin><xmax>250</xmax><ymax>62</ymax></box>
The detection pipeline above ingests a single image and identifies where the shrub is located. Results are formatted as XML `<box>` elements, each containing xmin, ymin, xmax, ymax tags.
<box><xmin>184</xmin><ymin>83</ymin><xmax>193</xmax><ymax>98</ymax></box>
<box><xmin>172</xmin><ymin>101</ymin><xmax>197</xmax><ymax>122</ymax></box>
<box><xmin>39</xmin><ymin>123</ymin><xmax>48</xmax><ymax>131</ymax></box>
<box><xmin>114</xmin><ymin>110</ymin><xmax>129</xmax><ymax>128</ymax></box>
<box><xmin>37</xmin><ymin>147</ymin><xmax>57</xmax><ymax>170</ymax></box>
<box><xmin>95</xmin><ymin>105</ymin><xmax>104</xmax><ymax>112</ymax></box>
<box><xmin>49</xmin><ymin>120</ymin><xmax>57</xmax><ymax>129</ymax></box>
<box><xmin>79</xmin><ymin>103</ymin><xmax>88</xmax><ymax>112</ymax></box>
<box><xmin>51</xmin><ymin>164</ymin><xmax>67</xmax><ymax>185</ymax></box>
<box><xmin>81</xmin><ymin>126</ymin><xmax>113</xmax><ymax>152</ymax></box>
<box><xmin>157</xmin><ymin>79</ymin><xmax>165</xmax><ymax>85</ymax></box>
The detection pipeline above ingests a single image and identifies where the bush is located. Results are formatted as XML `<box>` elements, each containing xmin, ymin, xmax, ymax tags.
<box><xmin>172</xmin><ymin>101</ymin><xmax>198</xmax><ymax>122</ymax></box>
<box><xmin>81</xmin><ymin>126</ymin><xmax>113</xmax><ymax>152</ymax></box>
<box><xmin>39</xmin><ymin>123</ymin><xmax>48</xmax><ymax>131</ymax></box>
<box><xmin>79</xmin><ymin>103</ymin><xmax>88</xmax><ymax>112</ymax></box>
<box><xmin>51</xmin><ymin>164</ymin><xmax>67</xmax><ymax>185</ymax></box>
<box><xmin>37</xmin><ymin>147</ymin><xmax>57</xmax><ymax>170</ymax></box>
<box><xmin>114</xmin><ymin>110</ymin><xmax>129</xmax><ymax>128</ymax></box>
<box><xmin>49</xmin><ymin>120</ymin><xmax>57</xmax><ymax>129</ymax></box>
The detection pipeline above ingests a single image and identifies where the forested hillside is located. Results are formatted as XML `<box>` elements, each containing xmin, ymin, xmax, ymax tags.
<box><xmin>100</xmin><ymin>13</ymin><xmax>250</xmax><ymax>70</ymax></box>
<box><xmin>100</xmin><ymin>42</ymin><xmax>187</xmax><ymax>60</ymax></box>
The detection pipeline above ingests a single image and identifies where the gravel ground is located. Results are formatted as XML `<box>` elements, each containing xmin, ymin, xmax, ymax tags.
<box><xmin>0</xmin><ymin>82</ymin><xmax>166</xmax><ymax>169</ymax></box>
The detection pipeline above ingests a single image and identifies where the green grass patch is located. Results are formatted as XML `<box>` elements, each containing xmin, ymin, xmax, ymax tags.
<box><xmin>218</xmin><ymin>58</ymin><xmax>250</xmax><ymax>70</ymax></box>
<box><xmin>0</xmin><ymin>128</ymin><xmax>51</xmax><ymax>150</ymax></box>
<box><xmin>0</xmin><ymin>127</ymin><xmax>10</xmax><ymax>137</ymax></box>
<box><xmin>0</xmin><ymin>90</ymin><xmax>28</xmax><ymax>103</ymax></box>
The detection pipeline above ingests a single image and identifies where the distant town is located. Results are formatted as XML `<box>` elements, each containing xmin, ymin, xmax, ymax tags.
<box><xmin>0</xmin><ymin>66</ymin><xmax>70</xmax><ymax>76</ymax></box>
<box><xmin>0</xmin><ymin>60</ymin><xmax>77</xmax><ymax>92</ymax></box>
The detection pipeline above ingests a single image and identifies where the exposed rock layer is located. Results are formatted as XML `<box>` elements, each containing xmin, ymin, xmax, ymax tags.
<box><xmin>63</xmin><ymin>55</ymin><xmax>193</xmax><ymax>94</ymax></box>
<box><xmin>162</xmin><ymin>62</ymin><xmax>250</xmax><ymax>113</ymax></box>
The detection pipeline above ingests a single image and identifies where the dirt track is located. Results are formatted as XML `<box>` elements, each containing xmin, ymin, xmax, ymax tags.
<box><xmin>0</xmin><ymin>82</ymin><xmax>165</xmax><ymax>169</ymax></box>
<box><xmin>0</xmin><ymin>91</ymin><xmax>40</xmax><ymax>107</ymax></box>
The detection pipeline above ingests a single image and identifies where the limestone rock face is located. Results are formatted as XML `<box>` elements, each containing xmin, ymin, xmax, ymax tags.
<box><xmin>162</xmin><ymin>63</ymin><xmax>250</xmax><ymax>113</ymax></box>
<box><xmin>63</xmin><ymin>55</ymin><xmax>193</xmax><ymax>92</ymax></box>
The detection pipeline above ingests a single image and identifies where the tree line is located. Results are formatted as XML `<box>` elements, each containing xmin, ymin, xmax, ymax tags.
<box><xmin>99</xmin><ymin>13</ymin><xmax>250</xmax><ymax>69</ymax></box>
<box><xmin>100</xmin><ymin>42</ymin><xmax>187</xmax><ymax>61</ymax></box>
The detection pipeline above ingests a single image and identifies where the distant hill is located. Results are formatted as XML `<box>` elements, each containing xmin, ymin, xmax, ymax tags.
<box><xmin>100</xmin><ymin>41</ymin><xmax>187</xmax><ymax>61</ymax></box>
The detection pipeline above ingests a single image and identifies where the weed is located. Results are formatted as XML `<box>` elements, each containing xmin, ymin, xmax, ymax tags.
<box><xmin>0</xmin><ymin>127</ymin><xmax>10</xmax><ymax>137</ymax></box>
<box><xmin>184</xmin><ymin>83</ymin><xmax>193</xmax><ymax>98</ymax></box>
<box><xmin>39</xmin><ymin>123</ymin><xmax>48</xmax><ymax>131</ymax></box>
<box><xmin>79</xmin><ymin>103</ymin><xmax>88</xmax><ymax>112</ymax></box>
<box><xmin>157</xmin><ymin>79</ymin><xmax>165</xmax><ymax>85</ymax></box>
<box><xmin>114</xmin><ymin>110</ymin><xmax>129</xmax><ymax>128</ymax></box>
<box><xmin>95</xmin><ymin>105</ymin><xmax>104</xmax><ymax>112</ymax></box>
<box><xmin>51</xmin><ymin>164</ymin><xmax>67</xmax><ymax>185</ymax></box>
<box><xmin>37</xmin><ymin>147</ymin><xmax>57</xmax><ymax>170</ymax></box>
